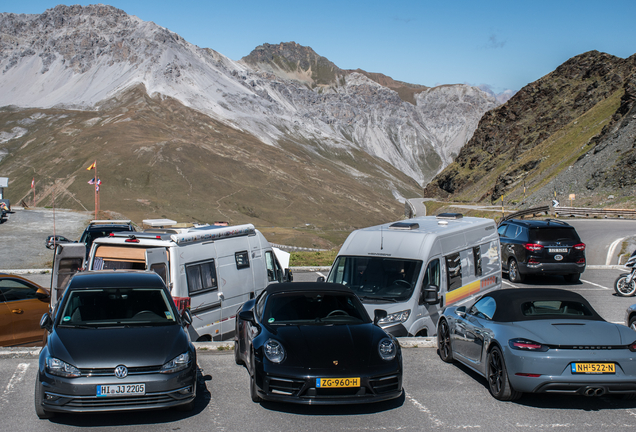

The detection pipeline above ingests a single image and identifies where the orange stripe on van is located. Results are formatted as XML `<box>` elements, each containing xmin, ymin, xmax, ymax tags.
<box><xmin>446</xmin><ymin>280</ymin><xmax>481</xmax><ymax>305</ymax></box>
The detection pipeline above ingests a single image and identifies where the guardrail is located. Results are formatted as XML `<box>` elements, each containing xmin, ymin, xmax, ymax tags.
<box><xmin>498</xmin><ymin>206</ymin><xmax>550</xmax><ymax>224</ymax></box>
<box><xmin>553</xmin><ymin>206</ymin><xmax>636</xmax><ymax>218</ymax></box>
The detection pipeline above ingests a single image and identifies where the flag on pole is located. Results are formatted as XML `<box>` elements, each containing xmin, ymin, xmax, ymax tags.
<box><xmin>86</xmin><ymin>161</ymin><xmax>96</xmax><ymax>170</ymax></box>
<box><xmin>31</xmin><ymin>178</ymin><xmax>34</xmax><ymax>188</ymax></box>
<box><xmin>88</xmin><ymin>178</ymin><xmax>95</xmax><ymax>185</ymax></box>
<box><xmin>97</xmin><ymin>178</ymin><xmax>102</xmax><ymax>186</ymax></box>
<box><xmin>96</xmin><ymin>185</ymin><xmax>100</xmax><ymax>193</ymax></box>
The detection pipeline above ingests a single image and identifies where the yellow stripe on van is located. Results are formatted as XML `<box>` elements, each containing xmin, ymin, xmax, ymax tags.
<box><xmin>446</xmin><ymin>280</ymin><xmax>481</xmax><ymax>305</ymax></box>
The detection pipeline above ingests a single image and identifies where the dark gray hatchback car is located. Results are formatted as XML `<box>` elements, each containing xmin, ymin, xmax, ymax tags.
<box><xmin>35</xmin><ymin>271</ymin><xmax>196</xmax><ymax>419</ymax></box>
<box><xmin>497</xmin><ymin>219</ymin><xmax>586</xmax><ymax>283</ymax></box>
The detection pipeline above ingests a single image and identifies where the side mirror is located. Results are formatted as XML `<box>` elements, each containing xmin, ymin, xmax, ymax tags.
<box><xmin>456</xmin><ymin>305</ymin><xmax>467</xmax><ymax>318</ymax></box>
<box><xmin>181</xmin><ymin>309</ymin><xmax>193</xmax><ymax>327</ymax></box>
<box><xmin>40</xmin><ymin>313</ymin><xmax>53</xmax><ymax>332</ymax></box>
<box><xmin>284</xmin><ymin>268</ymin><xmax>294</xmax><ymax>283</ymax></box>
<box><xmin>239</xmin><ymin>309</ymin><xmax>255</xmax><ymax>323</ymax></box>
<box><xmin>316</xmin><ymin>276</ymin><xmax>325</xmax><ymax>282</ymax></box>
<box><xmin>36</xmin><ymin>288</ymin><xmax>51</xmax><ymax>301</ymax></box>
<box><xmin>373</xmin><ymin>309</ymin><xmax>387</xmax><ymax>326</ymax></box>
<box><xmin>423</xmin><ymin>285</ymin><xmax>440</xmax><ymax>305</ymax></box>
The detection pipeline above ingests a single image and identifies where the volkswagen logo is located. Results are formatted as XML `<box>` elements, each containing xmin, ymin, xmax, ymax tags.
<box><xmin>114</xmin><ymin>365</ymin><xmax>128</xmax><ymax>379</ymax></box>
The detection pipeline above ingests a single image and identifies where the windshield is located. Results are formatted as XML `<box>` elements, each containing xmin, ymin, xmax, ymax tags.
<box><xmin>263</xmin><ymin>292</ymin><xmax>371</xmax><ymax>325</ymax></box>
<box><xmin>327</xmin><ymin>256</ymin><xmax>422</xmax><ymax>302</ymax></box>
<box><xmin>59</xmin><ymin>287</ymin><xmax>177</xmax><ymax>327</ymax></box>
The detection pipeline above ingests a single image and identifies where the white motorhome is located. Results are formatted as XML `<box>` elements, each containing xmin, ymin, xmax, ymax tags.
<box><xmin>326</xmin><ymin>214</ymin><xmax>502</xmax><ymax>337</ymax></box>
<box><xmin>51</xmin><ymin>221</ymin><xmax>290</xmax><ymax>341</ymax></box>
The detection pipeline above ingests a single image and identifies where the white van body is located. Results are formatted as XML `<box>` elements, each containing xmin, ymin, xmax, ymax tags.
<box><xmin>326</xmin><ymin>215</ymin><xmax>502</xmax><ymax>337</ymax></box>
<box><xmin>51</xmin><ymin>223</ymin><xmax>288</xmax><ymax>341</ymax></box>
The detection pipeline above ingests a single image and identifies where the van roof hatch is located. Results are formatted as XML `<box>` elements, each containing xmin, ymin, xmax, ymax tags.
<box><xmin>436</xmin><ymin>213</ymin><xmax>463</xmax><ymax>220</ymax></box>
<box><xmin>389</xmin><ymin>222</ymin><xmax>420</xmax><ymax>230</ymax></box>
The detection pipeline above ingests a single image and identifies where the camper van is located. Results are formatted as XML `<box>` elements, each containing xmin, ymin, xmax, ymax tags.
<box><xmin>51</xmin><ymin>221</ymin><xmax>290</xmax><ymax>341</ymax></box>
<box><xmin>325</xmin><ymin>214</ymin><xmax>502</xmax><ymax>337</ymax></box>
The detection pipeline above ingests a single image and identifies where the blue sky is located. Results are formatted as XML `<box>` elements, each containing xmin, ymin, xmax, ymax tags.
<box><xmin>4</xmin><ymin>1</ymin><xmax>636</xmax><ymax>93</ymax></box>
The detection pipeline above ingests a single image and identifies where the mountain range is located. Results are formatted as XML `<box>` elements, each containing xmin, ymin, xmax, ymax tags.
<box><xmin>0</xmin><ymin>4</ymin><xmax>508</xmax><ymax>246</ymax></box>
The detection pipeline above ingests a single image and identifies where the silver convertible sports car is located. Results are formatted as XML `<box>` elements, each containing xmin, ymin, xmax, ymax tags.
<box><xmin>437</xmin><ymin>288</ymin><xmax>636</xmax><ymax>401</ymax></box>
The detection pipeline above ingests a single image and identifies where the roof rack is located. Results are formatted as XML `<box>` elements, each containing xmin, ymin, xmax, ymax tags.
<box><xmin>142</xmin><ymin>219</ymin><xmax>177</xmax><ymax>228</ymax></box>
<box><xmin>89</xmin><ymin>219</ymin><xmax>132</xmax><ymax>226</ymax></box>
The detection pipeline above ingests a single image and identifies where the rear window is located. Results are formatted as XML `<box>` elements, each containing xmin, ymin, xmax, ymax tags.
<box><xmin>521</xmin><ymin>300</ymin><xmax>593</xmax><ymax>317</ymax></box>
<box><xmin>529</xmin><ymin>227</ymin><xmax>579</xmax><ymax>242</ymax></box>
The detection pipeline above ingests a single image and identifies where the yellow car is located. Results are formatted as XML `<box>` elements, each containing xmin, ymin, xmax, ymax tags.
<box><xmin>0</xmin><ymin>273</ymin><xmax>50</xmax><ymax>346</ymax></box>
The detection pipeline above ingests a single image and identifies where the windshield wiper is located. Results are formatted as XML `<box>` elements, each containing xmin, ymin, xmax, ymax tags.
<box><xmin>358</xmin><ymin>295</ymin><xmax>398</xmax><ymax>303</ymax></box>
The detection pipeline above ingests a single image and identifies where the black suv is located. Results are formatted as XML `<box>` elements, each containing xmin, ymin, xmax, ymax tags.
<box><xmin>497</xmin><ymin>219</ymin><xmax>586</xmax><ymax>283</ymax></box>
<box><xmin>46</xmin><ymin>220</ymin><xmax>135</xmax><ymax>257</ymax></box>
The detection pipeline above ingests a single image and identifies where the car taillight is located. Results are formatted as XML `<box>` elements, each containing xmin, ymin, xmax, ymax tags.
<box><xmin>515</xmin><ymin>373</ymin><xmax>542</xmax><ymax>377</ymax></box>
<box><xmin>574</xmin><ymin>243</ymin><xmax>586</xmax><ymax>251</ymax></box>
<box><xmin>525</xmin><ymin>243</ymin><xmax>544</xmax><ymax>252</ymax></box>
<box><xmin>629</xmin><ymin>342</ymin><xmax>636</xmax><ymax>352</ymax></box>
<box><xmin>125</xmin><ymin>238</ymin><xmax>140</xmax><ymax>243</ymax></box>
<box><xmin>528</xmin><ymin>258</ymin><xmax>540</xmax><ymax>264</ymax></box>
<box><xmin>174</xmin><ymin>297</ymin><xmax>191</xmax><ymax>313</ymax></box>
<box><xmin>577</xmin><ymin>258</ymin><xmax>586</xmax><ymax>264</ymax></box>
<box><xmin>509</xmin><ymin>338</ymin><xmax>549</xmax><ymax>352</ymax></box>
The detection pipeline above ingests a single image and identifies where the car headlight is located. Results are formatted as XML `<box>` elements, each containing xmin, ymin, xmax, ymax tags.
<box><xmin>264</xmin><ymin>339</ymin><xmax>285</xmax><ymax>363</ymax></box>
<box><xmin>46</xmin><ymin>357</ymin><xmax>81</xmax><ymax>377</ymax></box>
<box><xmin>160</xmin><ymin>352</ymin><xmax>191</xmax><ymax>374</ymax></box>
<box><xmin>378</xmin><ymin>310</ymin><xmax>411</xmax><ymax>325</ymax></box>
<box><xmin>378</xmin><ymin>338</ymin><xmax>397</xmax><ymax>361</ymax></box>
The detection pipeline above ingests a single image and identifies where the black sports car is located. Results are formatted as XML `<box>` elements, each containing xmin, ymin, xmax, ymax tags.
<box><xmin>35</xmin><ymin>271</ymin><xmax>197</xmax><ymax>419</ymax></box>
<box><xmin>234</xmin><ymin>282</ymin><xmax>403</xmax><ymax>404</ymax></box>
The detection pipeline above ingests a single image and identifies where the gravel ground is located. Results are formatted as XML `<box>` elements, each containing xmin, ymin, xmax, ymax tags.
<box><xmin>0</xmin><ymin>207</ymin><xmax>91</xmax><ymax>270</ymax></box>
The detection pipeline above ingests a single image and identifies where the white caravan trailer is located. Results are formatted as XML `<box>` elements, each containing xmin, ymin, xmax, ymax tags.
<box><xmin>326</xmin><ymin>214</ymin><xmax>502</xmax><ymax>337</ymax></box>
<box><xmin>51</xmin><ymin>222</ymin><xmax>290</xmax><ymax>341</ymax></box>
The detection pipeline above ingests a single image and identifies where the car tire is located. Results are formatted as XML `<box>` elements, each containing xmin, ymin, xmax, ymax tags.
<box><xmin>34</xmin><ymin>379</ymin><xmax>55</xmax><ymax>420</ymax></box>
<box><xmin>614</xmin><ymin>275</ymin><xmax>636</xmax><ymax>297</ymax></box>
<box><xmin>249</xmin><ymin>373</ymin><xmax>262</xmax><ymax>403</ymax></box>
<box><xmin>508</xmin><ymin>259</ymin><xmax>524</xmax><ymax>283</ymax></box>
<box><xmin>487</xmin><ymin>346</ymin><xmax>521</xmax><ymax>401</ymax></box>
<box><xmin>234</xmin><ymin>340</ymin><xmax>244</xmax><ymax>365</ymax></box>
<box><xmin>437</xmin><ymin>319</ymin><xmax>454</xmax><ymax>363</ymax></box>
<box><xmin>564</xmin><ymin>273</ymin><xmax>580</xmax><ymax>283</ymax></box>
<box><xmin>629</xmin><ymin>316</ymin><xmax>636</xmax><ymax>332</ymax></box>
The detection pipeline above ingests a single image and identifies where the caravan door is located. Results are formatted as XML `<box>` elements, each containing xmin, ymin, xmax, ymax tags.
<box><xmin>145</xmin><ymin>248</ymin><xmax>169</xmax><ymax>285</ymax></box>
<box><xmin>51</xmin><ymin>243</ymin><xmax>86</xmax><ymax>310</ymax></box>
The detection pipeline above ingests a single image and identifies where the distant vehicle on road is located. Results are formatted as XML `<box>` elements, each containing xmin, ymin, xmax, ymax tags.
<box><xmin>326</xmin><ymin>214</ymin><xmax>502</xmax><ymax>337</ymax></box>
<box><xmin>437</xmin><ymin>288</ymin><xmax>636</xmax><ymax>401</ymax></box>
<box><xmin>235</xmin><ymin>282</ymin><xmax>403</xmax><ymax>404</ymax></box>
<box><xmin>0</xmin><ymin>273</ymin><xmax>50</xmax><ymax>347</ymax></box>
<box><xmin>497</xmin><ymin>219</ymin><xmax>586</xmax><ymax>283</ymax></box>
<box><xmin>35</xmin><ymin>271</ymin><xmax>196</xmax><ymax>419</ymax></box>
<box><xmin>615</xmin><ymin>250</ymin><xmax>636</xmax><ymax>297</ymax></box>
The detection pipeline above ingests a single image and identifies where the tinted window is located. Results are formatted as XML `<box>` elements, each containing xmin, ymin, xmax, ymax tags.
<box><xmin>529</xmin><ymin>227</ymin><xmax>579</xmax><ymax>242</ymax></box>
<box><xmin>263</xmin><ymin>292</ymin><xmax>370</xmax><ymax>325</ymax></box>
<box><xmin>473</xmin><ymin>247</ymin><xmax>482</xmax><ymax>277</ymax></box>
<box><xmin>445</xmin><ymin>253</ymin><xmax>462</xmax><ymax>291</ymax></box>
<box><xmin>0</xmin><ymin>279</ymin><xmax>38</xmax><ymax>302</ymax></box>
<box><xmin>235</xmin><ymin>251</ymin><xmax>250</xmax><ymax>269</ymax></box>
<box><xmin>497</xmin><ymin>224</ymin><xmax>508</xmax><ymax>236</ymax></box>
<box><xmin>59</xmin><ymin>287</ymin><xmax>176</xmax><ymax>326</ymax></box>
<box><xmin>469</xmin><ymin>296</ymin><xmax>496</xmax><ymax>320</ymax></box>
<box><xmin>186</xmin><ymin>260</ymin><xmax>218</xmax><ymax>294</ymax></box>
<box><xmin>521</xmin><ymin>300</ymin><xmax>592</xmax><ymax>317</ymax></box>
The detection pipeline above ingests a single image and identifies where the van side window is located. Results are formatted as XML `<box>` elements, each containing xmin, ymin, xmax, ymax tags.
<box><xmin>473</xmin><ymin>246</ymin><xmax>482</xmax><ymax>277</ymax></box>
<box><xmin>235</xmin><ymin>251</ymin><xmax>250</xmax><ymax>270</ymax></box>
<box><xmin>445</xmin><ymin>253</ymin><xmax>462</xmax><ymax>291</ymax></box>
<box><xmin>186</xmin><ymin>260</ymin><xmax>218</xmax><ymax>295</ymax></box>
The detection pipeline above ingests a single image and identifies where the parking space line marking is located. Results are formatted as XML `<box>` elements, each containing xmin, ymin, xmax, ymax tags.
<box><xmin>1</xmin><ymin>363</ymin><xmax>30</xmax><ymax>404</ymax></box>
<box><xmin>580</xmin><ymin>279</ymin><xmax>611</xmax><ymax>290</ymax></box>
<box><xmin>502</xmin><ymin>280</ymin><xmax>517</xmax><ymax>288</ymax></box>
<box><xmin>405</xmin><ymin>391</ymin><xmax>444</xmax><ymax>427</ymax></box>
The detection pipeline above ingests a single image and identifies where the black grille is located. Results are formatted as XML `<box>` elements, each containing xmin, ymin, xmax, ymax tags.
<box><xmin>78</xmin><ymin>366</ymin><xmax>161</xmax><ymax>377</ymax></box>
<box><xmin>370</xmin><ymin>374</ymin><xmax>401</xmax><ymax>394</ymax></box>
<box><xmin>65</xmin><ymin>394</ymin><xmax>175</xmax><ymax>408</ymax></box>
<box><xmin>267</xmin><ymin>376</ymin><xmax>304</xmax><ymax>396</ymax></box>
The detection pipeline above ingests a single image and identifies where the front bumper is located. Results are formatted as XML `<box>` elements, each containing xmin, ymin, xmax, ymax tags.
<box><xmin>37</xmin><ymin>364</ymin><xmax>197</xmax><ymax>413</ymax></box>
<box><xmin>253</xmin><ymin>359</ymin><xmax>403</xmax><ymax>405</ymax></box>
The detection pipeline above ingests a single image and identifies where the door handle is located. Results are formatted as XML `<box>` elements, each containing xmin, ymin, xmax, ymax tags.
<box><xmin>11</xmin><ymin>309</ymin><xmax>24</xmax><ymax>314</ymax></box>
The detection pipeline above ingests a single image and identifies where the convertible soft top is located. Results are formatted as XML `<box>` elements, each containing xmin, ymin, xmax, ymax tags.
<box><xmin>484</xmin><ymin>288</ymin><xmax>604</xmax><ymax>322</ymax></box>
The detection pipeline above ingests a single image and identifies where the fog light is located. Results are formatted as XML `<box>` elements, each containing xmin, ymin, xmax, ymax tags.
<box><xmin>178</xmin><ymin>386</ymin><xmax>192</xmax><ymax>395</ymax></box>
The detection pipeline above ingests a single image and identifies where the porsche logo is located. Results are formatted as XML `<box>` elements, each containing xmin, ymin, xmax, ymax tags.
<box><xmin>333</xmin><ymin>360</ymin><xmax>339</xmax><ymax>366</ymax></box>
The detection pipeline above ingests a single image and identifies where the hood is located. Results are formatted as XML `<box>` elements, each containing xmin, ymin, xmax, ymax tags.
<box><xmin>48</xmin><ymin>325</ymin><xmax>188</xmax><ymax>368</ymax></box>
<box><xmin>268</xmin><ymin>324</ymin><xmax>386</xmax><ymax>370</ymax></box>
<box><xmin>512</xmin><ymin>320</ymin><xmax>634</xmax><ymax>346</ymax></box>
